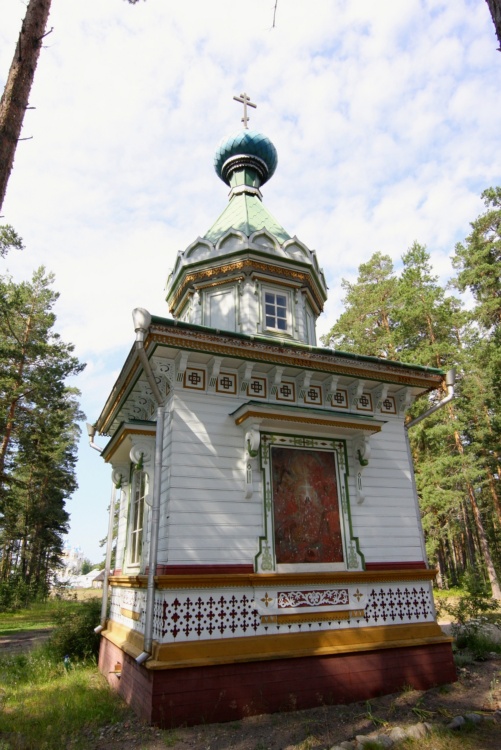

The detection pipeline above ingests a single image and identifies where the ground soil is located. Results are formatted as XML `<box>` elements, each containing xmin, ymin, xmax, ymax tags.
<box><xmin>87</xmin><ymin>655</ymin><xmax>501</xmax><ymax>749</ymax></box>
<box><xmin>0</xmin><ymin>627</ymin><xmax>52</xmax><ymax>655</ymax></box>
<box><xmin>3</xmin><ymin>623</ymin><xmax>501</xmax><ymax>749</ymax></box>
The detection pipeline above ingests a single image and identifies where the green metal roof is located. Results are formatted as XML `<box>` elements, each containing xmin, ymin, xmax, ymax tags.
<box><xmin>204</xmin><ymin>191</ymin><xmax>291</xmax><ymax>244</ymax></box>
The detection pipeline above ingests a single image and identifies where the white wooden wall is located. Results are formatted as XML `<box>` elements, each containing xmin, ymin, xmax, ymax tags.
<box><xmin>147</xmin><ymin>391</ymin><xmax>426</xmax><ymax>569</ymax></box>
<box><xmin>348</xmin><ymin>420</ymin><xmax>426</xmax><ymax>564</ymax></box>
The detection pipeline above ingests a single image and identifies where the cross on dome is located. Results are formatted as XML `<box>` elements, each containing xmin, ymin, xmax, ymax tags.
<box><xmin>233</xmin><ymin>92</ymin><xmax>257</xmax><ymax>128</ymax></box>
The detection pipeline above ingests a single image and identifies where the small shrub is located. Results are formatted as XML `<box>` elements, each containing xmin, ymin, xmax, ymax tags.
<box><xmin>48</xmin><ymin>597</ymin><xmax>102</xmax><ymax>660</ymax></box>
<box><xmin>439</xmin><ymin>568</ymin><xmax>501</xmax><ymax>656</ymax></box>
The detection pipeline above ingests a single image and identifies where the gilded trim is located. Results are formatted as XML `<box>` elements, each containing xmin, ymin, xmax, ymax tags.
<box><xmin>108</xmin><ymin>569</ymin><xmax>437</xmax><ymax>590</ymax></box>
<box><xmin>120</xmin><ymin>607</ymin><xmax>140</xmax><ymax>621</ymax></box>
<box><xmin>101</xmin><ymin>620</ymin><xmax>451</xmax><ymax>671</ymax></box>
<box><xmin>261</xmin><ymin>608</ymin><xmax>365</xmax><ymax>624</ymax></box>
<box><xmin>234</xmin><ymin>410</ymin><xmax>382</xmax><ymax>432</ymax></box>
<box><xmin>148</xmin><ymin>329</ymin><xmax>441</xmax><ymax>390</ymax></box>
<box><xmin>170</xmin><ymin>259</ymin><xmax>326</xmax><ymax>312</ymax></box>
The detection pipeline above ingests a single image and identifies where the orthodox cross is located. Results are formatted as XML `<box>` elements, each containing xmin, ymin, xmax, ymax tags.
<box><xmin>233</xmin><ymin>92</ymin><xmax>257</xmax><ymax>128</ymax></box>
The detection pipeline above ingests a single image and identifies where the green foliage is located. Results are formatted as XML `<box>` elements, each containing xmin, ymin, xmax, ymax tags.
<box><xmin>0</xmin><ymin>265</ymin><xmax>85</xmax><ymax>599</ymax></box>
<box><xmin>453</xmin><ymin>187</ymin><xmax>501</xmax><ymax>331</ymax></box>
<box><xmin>322</xmin><ymin>192</ymin><xmax>501</xmax><ymax>597</ymax></box>
<box><xmin>0</xmin><ymin>572</ymin><xmax>42</xmax><ymax>612</ymax></box>
<box><xmin>80</xmin><ymin>558</ymin><xmax>94</xmax><ymax>575</ymax></box>
<box><xmin>0</xmin><ymin>225</ymin><xmax>24</xmax><ymax>258</ymax></box>
<box><xmin>48</xmin><ymin>598</ymin><xmax>102</xmax><ymax>660</ymax></box>
<box><xmin>0</xmin><ymin>649</ymin><xmax>126</xmax><ymax>750</ymax></box>
<box><xmin>439</xmin><ymin>570</ymin><xmax>501</xmax><ymax>655</ymax></box>
<box><xmin>321</xmin><ymin>252</ymin><xmax>398</xmax><ymax>358</ymax></box>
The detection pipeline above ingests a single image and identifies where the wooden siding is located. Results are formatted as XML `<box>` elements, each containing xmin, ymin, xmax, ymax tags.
<box><xmin>349</xmin><ymin>420</ymin><xmax>425</xmax><ymax>564</ymax></box>
<box><xmin>129</xmin><ymin>388</ymin><xmax>425</xmax><ymax>572</ymax></box>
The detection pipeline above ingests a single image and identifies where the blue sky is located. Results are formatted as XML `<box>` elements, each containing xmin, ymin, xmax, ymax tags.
<box><xmin>1</xmin><ymin>0</ymin><xmax>500</xmax><ymax>562</ymax></box>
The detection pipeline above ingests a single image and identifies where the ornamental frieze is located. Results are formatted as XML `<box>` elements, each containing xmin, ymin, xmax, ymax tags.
<box><xmin>169</xmin><ymin>258</ymin><xmax>326</xmax><ymax>312</ymax></box>
<box><xmin>277</xmin><ymin>589</ymin><xmax>349</xmax><ymax>608</ymax></box>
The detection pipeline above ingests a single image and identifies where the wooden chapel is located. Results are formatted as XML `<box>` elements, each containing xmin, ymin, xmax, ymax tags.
<box><xmin>93</xmin><ymin>96</ymin><xmax>456</xmax><ymax>727</ymax></box>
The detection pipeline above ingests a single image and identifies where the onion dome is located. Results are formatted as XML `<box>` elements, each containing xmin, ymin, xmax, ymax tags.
<box><xmin>214</xmin><ymin>130</ymin><xmax>278</xmax><ymax>187</ymax></box>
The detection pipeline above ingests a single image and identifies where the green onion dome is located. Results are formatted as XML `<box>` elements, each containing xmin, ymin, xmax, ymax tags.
<box><xmin>214</xmin><ymin>130</ymin><xmax>278</xmax><ymax>187</ymax></box>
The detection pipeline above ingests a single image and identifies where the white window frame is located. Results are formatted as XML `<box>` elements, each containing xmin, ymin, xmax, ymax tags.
<box><xmin>128</xmin><ymin>469</ymin><xmax>147</xmax><ymax>567</ymax></box>
<box><xmin>263</xmin><ymin>287</ymin><xmax>292</xmax><ymax>335</ymax></box>
<box><xmin>204</xmin><ymin>284</ymin><xmax>237</xmax><ymax>332</ymax></box>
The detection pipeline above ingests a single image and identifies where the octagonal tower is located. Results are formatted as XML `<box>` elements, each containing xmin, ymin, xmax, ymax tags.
<box><xmin>166</xmin><ymin>127</ymin><xmax>328</xmax><ymax>346</ymax></box>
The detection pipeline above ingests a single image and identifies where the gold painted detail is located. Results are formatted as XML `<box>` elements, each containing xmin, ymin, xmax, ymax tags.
<box><xmin>261</xmin><ymin>609</ymin><xmax>365</xmax><ymax>625</ymax></box>
<box><xmin>101</xmin><ymin>620</ymin><xmax>452</xmax><ymax>671</ymax></box>
<box><xmin>108</xmin><ymin>569</ymin><xmax>437</xmax><ymax>590</ymax></box>
<box><xmin>353</xmin><ymin>589</ymin><xmax>364</xmax><ymax>602</ymax></box>
<box><xmin>170</xmin><ymin>259</ymin><xmax>325</xmax><ymax>311</ymax></box>
<box><xmin>120</xmin><ymin>607</ymin><xmax>140</xmax><ymax>621</ymax></box>
<box><xmin>147</xmin><ymin>330</ymin><xmax>441</xmax><ymax>389</ymax></box>
<box><xmin>102</xmin><ymin>427</ymin><xmax>157</xmax><ymax>463</ymax></box>
<box><xmin>235</xmin><ymin>410</ymin><xmax>382</xmax><ymax>432</ymax></box>
<box><xmin>261</xmin><ymin>592</ymin><xmax>273</xmax><ymax>607</ymax></box>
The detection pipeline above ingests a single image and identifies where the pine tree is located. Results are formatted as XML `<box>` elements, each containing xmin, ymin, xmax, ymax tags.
<box><xmin>322</xmin><ymin>252</ymin><xmax>398</xmax><ymax>358</ymax></box>
<box><xmin>0</xmin><ymin>266</ymin><xmax>84</xmax><ymax>602</ymax></box>
<box><xmin>0</xmin><ymin>0</ymin><xmax>52</xmax><ymax>211</ymax></box>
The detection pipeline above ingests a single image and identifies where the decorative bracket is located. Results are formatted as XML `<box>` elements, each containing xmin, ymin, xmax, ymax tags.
<box><xmin>270</xmin><ymin>366</ymin><xmax>284</xmax><ymax>396</ymax></box>
<box><xmin>175</xmin><ymin>351</ymin><xmax>189</xmax><ymax>383</ymax></box>
<box><xmin>112</xmin><ymin>464</ymin><xmax>129</xmax><ymax>490</ymax></box>
<box><xmin>395</xmin><ymin>386</ymin><xmax>413</xmax><ymax>415</ymax></box>
<box><xmin>208</xmin><ymin>357</ymin><xmax>223</xmax><ymax>390</ymax></box>
<box><xmin>325</xmin><ymin>375</ymin><xmax>339</xmax><ymax>405</ymax></box>
<box><xmin>348</xmin><ymin>380</ymin><xmax>365</xmax><ymax>409</ymax></box>
<box><xmin>239</xmin><ymin>361</ymin><xmax>254</xmax><ymax>393</ymax></box>
<box><xmin>126</xmin><ymin>381</ymin><xmax>156</xmax><ymax>421</ymax></box>
<box><xmin>129</xmin><ymin>436</ymin><xmax>155</xmax><ymax>506</ymax></box>
<box><xmin>298</xmin><ymin>371</ymin><xmax>312</xmax><ymax>398</ymax></box>
<box><xmin>150</xmin><ymin>357</ymin><xmax>173</xmax><ymax>397</ymax></box>
<box><xmin>244</xmin><ymin>423</ymin><xmax>261</xmax><ymax>499</ymax></box>
<box><xmin>372</xmin><ymin>383</ymin><xmax>389</xmax><ymax>412</ymax></box>
<box><xmin>352</xmin><ymin>435</ymin><xmax>371</xmax><ymax>504</ymax></box>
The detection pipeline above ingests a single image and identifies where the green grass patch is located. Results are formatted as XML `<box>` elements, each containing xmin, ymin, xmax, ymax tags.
<box><xmin>401</xmin><ymin>722</ymin><xmax>500</xmax><ymax>749</ymax></box>
<box><xmin>0</xmin><ymin>601</ymin><xmax>61</xmax><ymax>635</ymax></box>
<box><xmin>0</xmin><ymin>649</ymin><xmax>127</xmax><ymax>750</ymax></box>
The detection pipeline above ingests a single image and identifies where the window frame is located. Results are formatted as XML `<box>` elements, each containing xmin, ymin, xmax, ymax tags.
<box><xmin>255</xmin><ymin>432</ymin><xmax>364</xmax><ymax>574</ymax></box>
<box><xmin>262</xmin><ymin>287</ymin><xmax>292</xmax><ymax>336</ymax></box>
<box><xmin>128</xmin><ymin>469</ymin><xmax>147</xmax><ymax>568</ymax></box>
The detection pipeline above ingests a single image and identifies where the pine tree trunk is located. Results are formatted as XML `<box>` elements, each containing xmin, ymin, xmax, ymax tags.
<box><xmin>486</xmin><ymin>0</ymin><xmax>501</xmax><ymax>49</ymax></box>
<box><xmin>0</xmin><ymin>0</ymin><xmax>52</xmax><ymax>211</ymax></box>
<box><xmin>452</xmin><ymin>426</ymin><xmax>501</xmax><ymax>599</ymax></box>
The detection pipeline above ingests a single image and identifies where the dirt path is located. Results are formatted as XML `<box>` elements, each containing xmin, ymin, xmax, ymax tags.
<box><xmin>0</xmin><ymin>627</ymin><xmax>53</xmax><ymax>655</ymax></box>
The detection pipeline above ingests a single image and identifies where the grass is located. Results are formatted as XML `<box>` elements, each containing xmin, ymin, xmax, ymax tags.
<box><xmin>0</xmin><ymin>600</ymin><xmax>62</xmax><ymax>635</ymax></box>
<box><xmin>0</xmin><ymin>596</ymin><xmax>129</xmax><ymax>750</ymax></box>
<box><xmin>400</xmin><ymin>723</ymin><xmax>501</xmax><ymax>749</ymax></box>
<box><xmin>0</xmin><ymin>649</ymin><xmax>128</xmax><ymax>750</ymax></box>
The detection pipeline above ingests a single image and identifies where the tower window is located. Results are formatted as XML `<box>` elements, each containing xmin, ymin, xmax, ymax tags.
<box><xmin>265</xmin><ymin>291</ymin><xmax>288</xmax><ymax>332</ymax></box>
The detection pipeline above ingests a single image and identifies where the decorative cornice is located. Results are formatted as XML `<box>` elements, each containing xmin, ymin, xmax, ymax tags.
<box><xmin>233</xmin><ymin>409</ymin><xmax>383</xmax><ymax>433</ymax></box>
<box><xmin>148</xmin><ymin>327</ymin><xmax>442</xmax><ymax>389</ymax></box>
<box><xmin>169</xmin><ymin>258</ymin><xmax>326</xmax><ymax>313</ymax></box>
<box><xmin>102</xmin><ymin>425</ymin><xmax>157</xmax><ymax>463</ymax></box>
<box><xmin>108</xmin><ymin>569</ymin><xmax>437</xmax><ymax>590</ymax></box>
